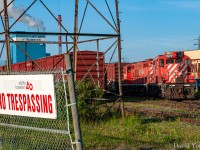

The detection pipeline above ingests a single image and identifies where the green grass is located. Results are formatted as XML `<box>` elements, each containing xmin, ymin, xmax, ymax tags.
<box><xmin>81</xmin><ymin>115</ymin><xmax>200</xmax><ymax>150</ymax></box>
<box><xmin>1</xmin><ymin>114</ymin><xmax>199</xmax><ymax>150</ymax></box>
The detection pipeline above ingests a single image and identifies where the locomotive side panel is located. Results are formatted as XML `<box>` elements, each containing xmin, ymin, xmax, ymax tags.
<box><xmin>123</xmin><ymin>59</ymin><xmax>152</xmax><ymax>85</ymax></box>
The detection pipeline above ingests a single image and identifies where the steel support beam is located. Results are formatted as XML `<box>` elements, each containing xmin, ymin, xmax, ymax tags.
<box><xmin>115</xmin><ymin>0</ymin><xmax>125</xmax><ymax>118</ymax></box>
<box><xmin>4</xmin><ymin>0</ymin><xmax>11</xmax><ymax>72</ymax></box>
<box><xmin>73</xmin><ymin>0</ymin><xmax>79</xmax><ymax>80</ymax></box>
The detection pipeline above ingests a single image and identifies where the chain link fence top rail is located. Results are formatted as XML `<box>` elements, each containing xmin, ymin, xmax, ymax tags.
<box><xmin>0</xmin><ymin>69</ymin><xmax>75</xmax><ymax>150</ymax></box>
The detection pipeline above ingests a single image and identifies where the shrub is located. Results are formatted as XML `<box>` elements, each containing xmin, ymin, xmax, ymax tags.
<box><xmin>55</xmin><ymin>79</ymin><xmax>104</xmax><ymax>121</ymax></box>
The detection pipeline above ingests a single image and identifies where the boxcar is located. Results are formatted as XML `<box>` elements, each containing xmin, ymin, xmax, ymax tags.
<box><xmin>1</xmin><ymin>50</ymin><xmax>105</xmax><ymax>88</ymax></box>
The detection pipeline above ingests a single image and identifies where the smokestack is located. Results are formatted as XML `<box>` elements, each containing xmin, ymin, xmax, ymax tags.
<box><xmin>58</xmin><ymin>15</ymin><xmax>62</xmax><ymax>54</ymax></box>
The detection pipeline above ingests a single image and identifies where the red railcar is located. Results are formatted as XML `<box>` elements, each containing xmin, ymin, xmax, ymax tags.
<box><xmin>124</xmin><ymin>59</ymin><xmax>153</xmax><ymax>84</ymax></box>
<box><xmin>2</xmin><ymin>51</ymin><xmax>105</xmax><ymax>88</ymax></box>
<box><xmin>122</xmin><ymin>51</ymin><xmax>195</xmax><ymax>99</ymax></box>
<box><xmin>105</xmin><ymin>62</ymin><xmax>130</xmax><ymax>91</ymax></box>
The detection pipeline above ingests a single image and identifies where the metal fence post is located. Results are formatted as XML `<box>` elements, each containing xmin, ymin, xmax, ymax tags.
<box><xmin>65</xmin><ymin>54</ymin><xmax>83</xmax><ymax>150</ymax></box>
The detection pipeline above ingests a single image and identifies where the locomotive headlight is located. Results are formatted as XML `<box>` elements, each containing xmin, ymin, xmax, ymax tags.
<box><xmin>165</xmin><ymin>52</ymin><xmax>173</xmax><ymax>58</ymax></box>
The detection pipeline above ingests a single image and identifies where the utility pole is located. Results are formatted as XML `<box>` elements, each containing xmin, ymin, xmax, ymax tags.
<box><xmin>194</xmin><ymin>35</ymin><xmax>200</xmax><ymax>49</ymax></box>
<box><xmin>73</xmin><ymin>0</ymin><xmax>79</xmax><ymax>80</ymax></box>
<box><xmin>115</xmin><ymin>0</ymin><xmax>125</xmax><ymax>118</ymax></box>
<box><xmin>96</xmin><ymin>40</ymin><xmax>100</xmax><ymax>87</ymax></box>
<box><xmin>4</xmin><ymin>0</ymin><xmax>12</xmax><ymax>72</ymax></box>
<box><xmin>65</xmin><ymin>54</ymin><xmax>83</xmax><ymax>150</ymax></box>
<box><xmin>58</xmin><ymin>15</ymin><xmax>62</xmax><ymax>54</ymax></box>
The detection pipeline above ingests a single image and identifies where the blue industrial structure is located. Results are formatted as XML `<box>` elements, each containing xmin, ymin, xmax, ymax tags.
<box><xmin>11</xmin><ymin>34</ymin><xmax>46</xmax><ymax>64</ymax></box>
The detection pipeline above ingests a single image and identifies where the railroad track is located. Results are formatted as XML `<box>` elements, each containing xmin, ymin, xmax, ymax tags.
<box><xmin>124</xmin><ymin>99</ymin><xmax>200</xmax><ymax>125</ymax></box>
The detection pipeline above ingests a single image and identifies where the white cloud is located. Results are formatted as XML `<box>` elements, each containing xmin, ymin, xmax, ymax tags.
<box><xmin>0</xmin><ymin>0</ymin><xmax>45</xmax><ymax>31</ymax></box>
<box><xmin>121</xmin><ymin>4</ymin><xmax>147</xmax><ymax>12</ymax></box>
<box><xmin>162</xmin><ymin>0</ymin><xmax>200</xmax><ymax>10</ymax></box>
<box><xmin>121</xmin><ymin>0</ymin><xmax>200</xmax><ymax>12</ymax></box>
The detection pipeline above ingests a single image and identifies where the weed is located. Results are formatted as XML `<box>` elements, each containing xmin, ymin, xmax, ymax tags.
<box><xmin>82</xmin><ymin>115</ymin><xmax>200</xmax><ymax>150</ymax></box>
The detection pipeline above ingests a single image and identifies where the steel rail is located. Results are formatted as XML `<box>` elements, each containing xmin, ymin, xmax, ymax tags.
<box><xmin>0</xmin><ymin>0</ymin><xmax>14</xmax><ymax>30</ymax></box>
<box><xmin>86</xmin><ymin>0</ymin><xmax>119</xmax><ymax>34</ymax></box>
<box><xmin>104</xmin><ymin>39</ymin><xmax>118</xmax><ymax>54</ymax></box>
<box><xmin>4</xmin><ymin>0</ymin><xmax>12</xmax><ymax>72</ymax></box>
<box><xmin>8</xmin><ymin>31</ymin><xmax>119</xmax><ymax>37</ymax></box>
<box><xmin>0</xmin><ymin>123</ymin><xmax>70</xmax><ymax>135</ymax></box>
<box><xmin>0</xmin><ymin>0</ymin><xmax>14</xmax><ymax>14</ymax></box>
<box><xmin>104</xmin><ymin>44</ymin><xmax>118</xmax><ymax>77</ymax></box>
<box><xmin>61</xmin><ymin>69</ymin><xmax>75</xmax><ymax>150</ymax></box>
<box><xmin>79</xmin><ymin>2</ymin><xmax>88</xmax><ymax>33</ymax></box>
<box><xmin>105</xmin><ymin>0</ymin><xmax>117</xmax><ymax>29</ymax></box>
<box><xmin>73</xmin><ymin>0</ymin><xmax>79</xmax><ymax>80</ymax></box>
<box><xmin>75</xmin><ymin>38</ymin><xmax>117</xmax><ymax>88</ymax></box>
<box><xmin>75</xmin><ymin>47</ymin><xmax>96</xmax><ymax>87</ymax></box>
<box><xmin>9</xmin><ymin>0</ymin><xmax>37</xmax><ymax>30</ymax></box>
<box><xmin>51</xmin><ymin>56</ymin><xmax>65</xmax><ymax>71</ymax></box>
<box><xmin>115</xmin><ymin>0</ymin><xmax>125</xmax><ymax>118</ymax></box>
<box><xmin>77</xmin><ymin>39</ymin><xmax>118</xmax><ymax>88</ymax></box>
<box><xmin>0</xmin><ymin>40</ymin><xmax>73</xmax><ymax>44</ymax></box>
<box><xmin>39</xmin><ymin>0</ymin><xmax>74</xmax><ymax>40</ymax></box>
<box><xmin>0</xmin><ymin>42</ymin><xmax>5</xmax><ymax>58</ymax></box>
<box><xmin>66</xmin><ymin>35</ymin><xmax>69</xmax><ymax>53</ymax></box>
<box><xmin>77</xmin><ymin>36</ymin><xmax>116</xmax><ymax>44</ymax></box>
<box><xmin>0</xmin><ymin>13</ymin><xmax>5</xmax><ymax>30</ymax></box>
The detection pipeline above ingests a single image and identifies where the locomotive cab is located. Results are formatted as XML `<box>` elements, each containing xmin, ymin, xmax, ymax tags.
<box><xmin>160</xmin><ymin>51</ymin><xmax>195</xmax><ymax>99</ymax></box>
<box><xmin>161</xmin><ymin>52</ymin><xmax>191</xmax><ymax>83</ymax></box>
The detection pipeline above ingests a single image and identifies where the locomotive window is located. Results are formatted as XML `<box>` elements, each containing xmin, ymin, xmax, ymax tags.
<box><xmin>143</xmin><ymin>63</ymin><xmax>149</xmax><ymax>68</ymax></box>
<box><xmin>160</xmin><ymin>59</ymin><xmax>164</xmax><ymax>67</ymax></box>
<box><xmin>166</xmin><ymin>59</ymin><xmax>174</xmax><ymax>64</ymax></box>
<box><xmin>185</xmin><ymin>59</ymin><xmax>190</xmax><ymax>65</ymax></box>
<box><xmin>128</xmin><ymin>67</ymin><xmax>131</xmax><ymax>73</ymax></box>
<box><xmin>175</xmin><ymin>59</ymin><xmax>182</xmax><ymax>63</ymax></box>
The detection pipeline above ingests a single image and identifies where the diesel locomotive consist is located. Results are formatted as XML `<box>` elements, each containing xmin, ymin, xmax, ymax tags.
<box><xmin>122</xmin><ymin>51</ymin><xmax>196</xmax><ymax>99</ymax></box>
<box><xmin>0</xmin><ymin>50</ymin><xmax>197</xmax><ymax>100</ymax></box>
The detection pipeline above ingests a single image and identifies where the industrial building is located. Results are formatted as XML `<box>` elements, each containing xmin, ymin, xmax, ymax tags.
<box><xmin>11</xmin><ymin>34</ymin><xmax>47</xmax><ymax>64</ymax></box>
<box><xmin>184</xmin><ymin>49</ymin><xmax>200</xmax><ymax>78</ymax></box>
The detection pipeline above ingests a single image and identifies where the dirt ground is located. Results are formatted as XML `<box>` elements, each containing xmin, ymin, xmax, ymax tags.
<box><xmin>123</xmin><ymin>98</ymin><xmax>200</xmax><ymax>125</ymax></box>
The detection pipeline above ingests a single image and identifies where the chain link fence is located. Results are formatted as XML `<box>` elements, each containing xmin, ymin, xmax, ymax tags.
<box><xmin>0</xmin><ymin>69</ymin><xmax>75</xmax><ymax>150</ymax></box>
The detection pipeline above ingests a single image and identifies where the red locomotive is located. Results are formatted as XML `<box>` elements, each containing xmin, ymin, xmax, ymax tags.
<box><xmin>122</xmin><ymin>51</ymin><xmax>196</xmax><ymax>99</ymax></box>
<box><xmin>0</xmin><ymin>50</ymin><xmax>196</xmax><ymax>99</ymax></box>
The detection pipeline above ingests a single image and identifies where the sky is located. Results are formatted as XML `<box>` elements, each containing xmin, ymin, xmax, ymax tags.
<box><xmin>120</xmin><ymin>0</ymin><xmax>200</xmax><ymax>62</ymax></box>
<box><xmin>1</xmin><ymin>0</ymin><xmax>200</xmax><ymax>64</ymax></box>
